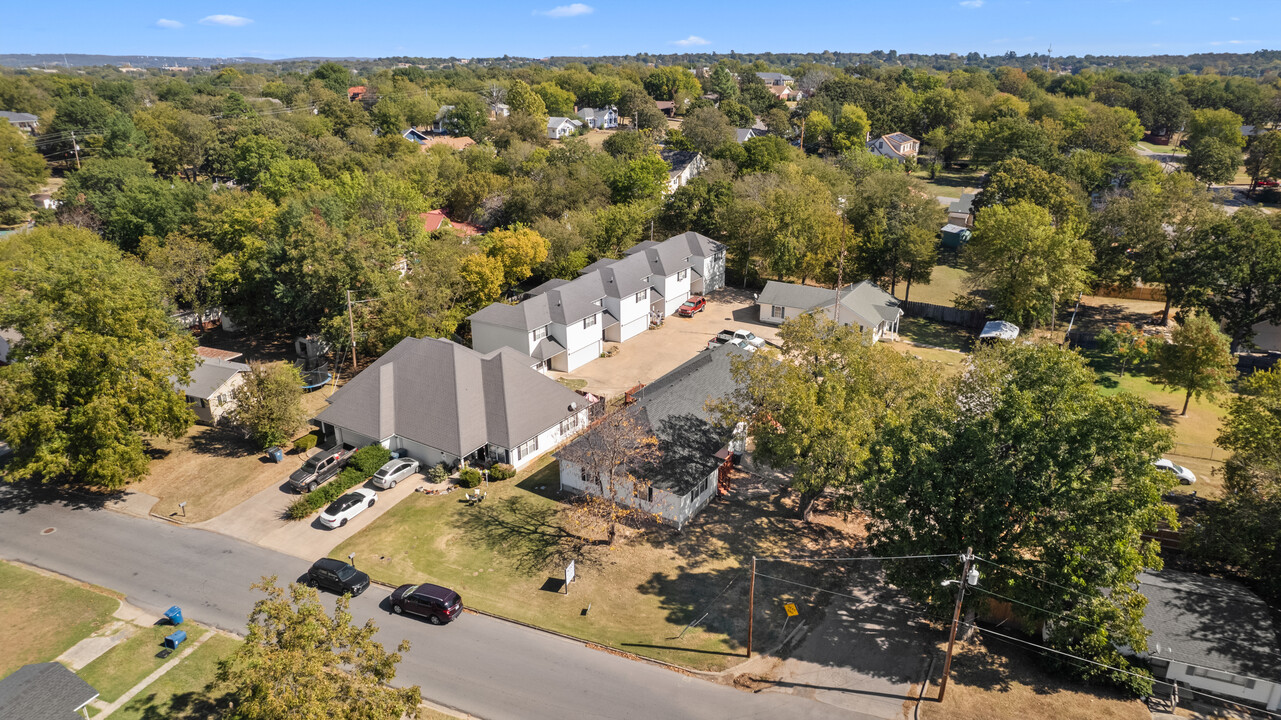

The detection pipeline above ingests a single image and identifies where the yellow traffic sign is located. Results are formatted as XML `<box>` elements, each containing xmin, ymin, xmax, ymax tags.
<box><xmin>783</xmin><ymin>603</ymin><xmax>798</xmax><ymax>617</ymax></box>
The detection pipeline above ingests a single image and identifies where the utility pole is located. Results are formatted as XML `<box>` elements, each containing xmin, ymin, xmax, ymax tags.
<box><xmin>798</xmin><ymin>116</ymin><xmax>806</xmax><ymax>152</ymax></box>
<box><xmin>834</xmin><ymin>197</ymin><xmax>848</xmax><ymax>326</ymax></box>
<box><xmin>70</xmin><ymin>131</ymin><xmax>81</xmax><ymax>169</ymax></box>
<box><xmin>346</xmin><ymin>290</ymin><xmax>359</xmax><ymax>372</ymax></box>
<box><xmin>746</xmin><ymin>556</ymin><xmax>757</xmax><ymax>657</ymax></box>
<box><xmin>938</xmin><ymin>547</ymin><xmax>976</xmax><ymax>702</ymax></box>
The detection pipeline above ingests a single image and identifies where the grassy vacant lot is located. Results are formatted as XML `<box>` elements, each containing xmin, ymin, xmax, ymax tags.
<box><xmin>934</xmin><ymin>636</ymin><xmax>1147</xmax><ymax>720</ymax></box>
<box><xmin>334</xmin><ymin>456</ymin><xmax>863</xmax><ymax>671</ymax></box>
<box><xmin>917</xmin><ymin>165</ymin><xmax>985</xmax><ymax>199</ymax></box>
<box><xmin>895</xmin><ymin>250</ymin><xmax>973</xmax><ymax>307</ymax></box>
<box><xmin>79</xmin><ymin>624</ymin><xmax>209</xmax><ymax>703</ymax></box>
<box><xmin>0</xmin><ymin>562</ymin><xmax>120</xmax><ymax>679</ymax></box>
<box><xmin>1137</xmin><ymin>141</ymin><xmax>1186</xmax><ymax>155</ymax></box>
<box><xmin>897</xmin><ymin>317</ymin><xmax>974</xmax><ymax>353</ymax></box>
<box><xmin>135</xmin><ymin>385</ymin><xmax>338</xmax><ymax>522</ymax></box>
<box><xmin>111</xmin><ymin>634</ymin><xmax>240</xmax><ymax>720</ymax></box>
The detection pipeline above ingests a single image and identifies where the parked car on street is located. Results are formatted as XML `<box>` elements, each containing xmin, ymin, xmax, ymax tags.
<box><xmin>1154</xmin><ymin>458</ymin><xmax>1196</xmax><ymax>484</ymax></box>
<box><xmin>289</xmin><ymin>444</ymin><xmax>357</xmax><ymax>493</ymax></box>
<box><xmin>318</xmin><ymin>488</ymin><xmax>378</xmax><ymax>528</ymax></box>
<box><xmin>305</xmin><ymin>557</ymin><xmax>370</xmax><ymax>596</ymax></box>
<box><xmin>372</xmin><ymin>457</ymin><xmax>420</xmax><ymax>489</ymax></box>
<box><xmin>676</xmin><ymin>296</ymin><xmax>706</xmax><ymax>317</ymax></box>
<box><xmin>389</xmin><ymin>583</ymin><xmax>463</xmax><ymax>625</ymax></box>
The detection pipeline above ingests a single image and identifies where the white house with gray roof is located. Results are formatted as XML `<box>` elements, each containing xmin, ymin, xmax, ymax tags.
<box><xmin>173</xmin><ymin>354</ymin><xmax>250</xmax><ymax>425</ymax></box>
<box><xmin>315</xmin><ymin>337</ymin><xmax>588</xmax><ymax>470</ymax></box>
<box><xmin>468</xmin><ymin>232</ymin><xmax>726</xmax><ymax>373</ymax></box>
<box><xmin>755</xmin><ymin>280</ymin><xmax>901</xmax><ymax>342</ymax></box>
<box><xmin>547</xmin><ymin>116</ymin><xmax>583</xmax><ymax>139</ymax></box>
<box><xmin>576</xmin><ymin>106</ymin><xmax>618</xmax><ymax>130</ymax></box>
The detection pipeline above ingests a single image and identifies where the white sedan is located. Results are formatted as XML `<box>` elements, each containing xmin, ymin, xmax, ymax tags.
<box><xmin>1154</xmin><ymin>458</ymin><xmax>1196</xmax><ymax>484</ymax></box>
<box><xmin>318</xmin><ymin>488</ymin><xmax>378</xmax><ymax>529</ymax></box>
<box><xmin>372</xmin><ymin>458</ymin><xmax>420</xmax><ymax>489</ymax></box>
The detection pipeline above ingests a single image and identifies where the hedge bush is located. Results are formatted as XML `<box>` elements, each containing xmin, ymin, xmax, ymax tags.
<box><xmin>285</xmin><ymin>445</ymin><xmax>387</xmax><ymax>520</ymax></box>
<box><xmin>427</xmin><ymin>463</ymin><xmax>449</xmax><ymax>484</ymax></box>
<box><xmin>488</xmin><ymin>463</ymin><xmax>516</xmax><ymax>481</ymax></box>
<box><xmin>350</xmin><ymin>445</ymin><xmax>392</xmax><ymax>475</ymax></box>
<box><xmin>292</xmin><ymin>433</ymin><xmax>318</xmax><ymax>453</ymax></box>
<box><xmin>459</xmin><ymin>466</ymin><xmax>482</xmax><ymax>488</ymax></box>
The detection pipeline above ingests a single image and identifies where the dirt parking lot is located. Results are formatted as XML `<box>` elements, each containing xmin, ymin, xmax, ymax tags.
<box><xmin>550</xmin><ymin>287</ymin><xmax>779</xmax><ymax>397</ymax></box>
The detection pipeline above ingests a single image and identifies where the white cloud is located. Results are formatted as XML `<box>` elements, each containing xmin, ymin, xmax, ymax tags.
<box><xmin>1209</xmin><ymin>39</ymin><xmax>1251</xmax><ymax>45</ymax></box>
<box><xmin>535</xmin><ymin>3</ymin><xmax>593</xmax><ymax>17</ymax></box>
<box><xmin>155</xmin><ymin>18</ymin><xmax>183</xmax><ymax>29</ymax></box>
<box><xmin>1230</xmin><ymin>16</ymin><xmax>1240</xmax><ymax>20</ymax></box>
<box><xmin>671</xmin><ymin>35</ymin><xmax>711</xmax><ymax>46</ymax></box>
<box><xmin>199</xmin><ymin>14</ymin><xmax>253</xmax><ymax>27</ymax></box>
<box><xmin>959</xmin><ymin>0</ymin><xmax>984</xmax><ymax>8</ymax></box>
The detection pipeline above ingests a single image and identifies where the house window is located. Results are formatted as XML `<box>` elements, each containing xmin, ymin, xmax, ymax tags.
<box><xmin>677</xmin><ymin>269</ymin><xmax>688</xmax><ymax>281</ymax></box>
<box><xmin>516</xmin><ymin>437</ymin><xmax>538</xmax><ymax>461</ymax></box>
<box><xmin>583</xmin><ymin>314</ymin><xmax>597</xmax><ymax>329</ymax></box>
<box><xmin>647</xmin><ymin>487</ymin><xmax>654</xmax><ymax>503</ymax></box>
<box><xmin>634</xmin><ymin>290</ymin><xmax>647</xmax><ymax>303</ymax></box>
<box><xmin>559</xmin><ymin>415</ymin><xmax>578</xmax><ymax>435</ymax></box>
<box><xmin>532</xmin><ymin>326</ymin><xmax>547</xmax><ymax>342</ymax></box>
<box><xmin>771</xmin><ymin>305</ymin><xmax>785</xmax><ymax>319</ymax></box>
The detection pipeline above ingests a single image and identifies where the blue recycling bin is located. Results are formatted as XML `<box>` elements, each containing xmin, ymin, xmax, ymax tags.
<box><xmin>163</xmin><ymin>630</ymin><xmax>187</xmax><ymax>650</ymax></box>
<box><xmin>266</xmin><ymin>446</ymin><xmax>284</xmax><ymax>463</ymax></box>
<box><xmin>164</xmin><ymin>605</ymin><xmax>183</xmax><ymax>625</ymax></box>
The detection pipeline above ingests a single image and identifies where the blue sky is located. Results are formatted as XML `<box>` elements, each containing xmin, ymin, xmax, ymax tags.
<box><xmin>8</xmin><ymin>1</ymin><xmax>1278</xmax><ymax>60</ymax></box>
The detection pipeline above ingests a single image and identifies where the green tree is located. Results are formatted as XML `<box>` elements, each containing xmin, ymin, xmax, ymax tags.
<box><xmin>0</xmin><ymin>227</ymin><xmax>195</xmax><ymax>489</ymax></box>
<box><xmin>1185</xmin><ymin>137</ymin><xmax>1241</xmax><ymax>187</ymax></box>
<box><xmin>712</xmin><ymin>314</ymin><xmax>930</xmax><ymax>520</ymax></box>
<box><xmin>680</xmin><ymin>106</ymin><xmax>734</xmax><ymax>154</ymax></box>
<box><xmin>964</xmin><ymin>201</ymin><xmax>1092</xmax><ymax>327</ymax></box>
<box><xmin>718</xmin><ymin>99</ymin><xmax>755</xmax><ymax>128</ymax></box>
<box><xmin>830</xmin><ymin>104</ymin><xmax>871</xmax><ymax>155</ymax></box>
<box><xmin>505</xmin><ymin>80</ymin><xmax>547</xmax><ymax>119</ymax></box>
<box><xmin>46</xmin><ymin>95</ymin><xmax>116</xmax><ymax>158</ymax></box>
<box><xmin>1245</xmin><ymin>131</ymin><xmax>1281</xmax><ymax>191</ymax></box>
<box><xmin>99</xmin><ymin>112</ymin><xmax>148</xmax><ymax>159</ymax></box>
<box><xmin>138</xmin><ymin>233</ymin><xmax>220</xmax><ymax>313</ymax></box>
<box><xmin>800</xmin><ymin>110</ymin><xmax>833</xmax><ymax>153</ymax></box>
<box><xmin>1096</xmin><ymin>322</ymin><xmax>1153</xmax><ymax>377</ymax></box>
<box><xmin>860</xmin><ymin>342</ymin><xmax>1173</xmax><ymax>694</ymax></box>
<box><xmin>229</xmin><ymin>363</ymin><xmax>308</xmax><ymax>449</ymax></box>
<box><xmin>485</xmin><ymin>226</ymin><xmax>550</xmax><ymax>286</ymax></box>
<box><xmin>1154</xmin><ymin>311</ymin><xmax>1237</xmax><ymax>415</ymax></box>
<box><xmin>0</xmin><ymin>122</ymin><xmax>48</xmax><ymax>224</ymax></box>
<box><xmin>1194</xmin><ymin>209</ymin><xmax>1281</xmax><ymax>351</ymax></box>
<box><xmin>847</xmin><ymin>171</ymin><xmax>946</xmax><ymax>296</ymax></box>
<box><xmin>643</xmin><ymin>66</ymin><xmax>701</xmax><ymax>101</ymax></box>
<box><xmin>232</xmin><ymin>135</ymin><xmax>287</xmax><ymax>188</ymax></box>
<box><xmin>533</xmin><ymin>82</ymin><xmax>576</xmax><ymax>117</ymax></box>
<box><xmin>610</xmin><ymin>154</ymin><xmax>670</xmax><ymax>203</ymax></box>
<box><xmin>310</xmin><ymin>62</ymin><xmax>354</xmax><ymax>96</ymax></box>
<box><xmin>458</xmin><ymin>253</ymin><xmax>506</xmax><ymax>308</ymax></box>
<box><xmin>709</xmin><ymin>65</ymin><xmax>739</xmax><ymax>102</ymax></box>
<box><xmin>602</xmin><ymin>130</ymin><xmax>653</xmax><ymax>159</ymax></box>
<box><xmin>971</xmin><ymin>157</ymin><xmax>1083</xmax><ymax>225</ymax></box>
<box><xmin>1186</xmin><ymin>107</ymin><xmax>1246</xmax><ymax>150</ymax></box>
<box><xmin>134</xmin><ymin>104</ymin><xmax>215</xmax><ymax>180</ymax></box>
<box><xmin>257</xmin><ymin>158</ymin><xmax>326</xmax><ymax>202</ymax></box>
<box><xmin>217</xmin><ymin>577</ymin><xmax>421</xmax><ymax>720</ymax></box>
<box><xmin>439</xmin><ymin>97</ymin><xmax>488</xmax><ymax>138</ymax></box>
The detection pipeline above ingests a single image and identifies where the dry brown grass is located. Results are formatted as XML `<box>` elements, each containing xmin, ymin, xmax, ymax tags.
<box><xmin>931</xmin><ymin>636</ymin><xmax>1148</xmax><ymax>720</ymax></box>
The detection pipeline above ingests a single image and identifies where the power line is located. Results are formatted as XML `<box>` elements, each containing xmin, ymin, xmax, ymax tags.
<box><xmin>752</xmin><ymin>571</ymin><xmax>935</xmax><ymax>617</ymax></box>
<box><xmin>972</xmin><ymin>557</ymin><xmax>1097</xmax><ymax>602</ymax></box>
<box><xmin>757</xmin><ymin>552</ymin><xmax>956</xmax><ymax>562</ymax></box>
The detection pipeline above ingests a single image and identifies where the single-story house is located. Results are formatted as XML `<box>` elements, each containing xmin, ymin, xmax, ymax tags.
<box><xmin>867</xmin><ymin>132</ymin><xmax>920</xmax><ymax>163</ymax></box>
<box><xmin>420</xmin><ymin>210</ymin><xmax>482</xmax><ymax>237</ymax></box>
<box><xmin>547</xmin><ymin>116</ymin><xmax>583</xmax><ymax>139</ymax></box>
<box><xmin>1</xmin><ymin>111</ymin><xmax>39</xmax><ymax>134</ymax></box>
<box><xmin>1135</xmin><ymin>569</ymin><xmax>1281</xmax><ymax>712</ymax></box>
<box><xmin>0</xmin><ymin>662</ymin><xmax>100</xmax><ymax>719</ymax></box>
<box><xmin>979</xmin><ymin>320</ymin><xmax>1019</xmax><ymax>342</ymax></box>
<box><xmin>948</xmin><ymin>193</ymin><xmax>977</xmax><ymax>227</ymax></box>
<box><xmin>755</xmin><ymin>72</ymin><xmax>794</xmax><ymax>86</ymax></box>
<box><xmin>175</xmin><ymin>351</ymin><xmax>250</xmax><ymax>425</ymax></box>
<box><xmin>315</xmin><ymin>337</ymin><xmax>589</xmax><ymax>470</ymax></box>
<box><xmin>756</xmin><ymin>280</ymin><xmax>902</xmax><ymax>342</ymax></box>
<box><xmin>558</xmin><ymin>342</ymin><xmax>750</xmax><ymax>529</ymax></box>
<box><xmin>659</xmin><ymin>150</ymin><xmax>707</xmax><ymax>193</ymax></box>
<box><xmin>655</xmin><ymin>100</ymin><xmax>676</xmax><ymax>117</ymax></box>
<box><xmin>766</xmin><ymin>85</ymin><xmax>795</xmax><ymax>101</ymax></box>
<box><xmin>735</xmin><ymin>128</ymin><xmax>761</xmax><ymax>143</ymax></box>
<box><xmin>576</xmin><ymin>106</ymin><xmax>619</xmax><ymax>130</ymax></box>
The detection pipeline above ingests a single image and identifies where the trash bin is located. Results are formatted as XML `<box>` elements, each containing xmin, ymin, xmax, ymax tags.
<box><xmin>163</xmin><ymin>630</ymin><xmax>187</xmax><ymax>650</ymax></box>
<box><xmin>164</xmin><ymin>605</ymin><xmax>183</xmax><ymax>625</ymax></box>
<box><xmin>266</xmin><ymin>446</ymin><xmax>284</xmax><ymax>463</ymax></box>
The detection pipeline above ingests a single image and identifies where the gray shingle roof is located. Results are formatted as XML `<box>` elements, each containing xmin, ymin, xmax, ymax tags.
<box><xmin>1138</xmin><ymin>569</ymin><xmax>1281</xmax><ymax>680</ymax></box>
<box><xmin>175</xmin><ymin>357</ymin><xmax>249</xmax><ymax>398</ymax></box>
<box><xmin>598</xmin><ymin>252</ymin><xmax>652</xmax><ymax>298</ymax></box>
<box><xmin>756</xmin><ymin>280</ymin><xmax>900</xmax><ymax>332</ymax></box>
<box><xmin>316</xmin><ymin>337</ymin><xmax>583</xmax><ymax>456</ymax></box>
<box><xmin>949</xmin><ymin>193</ymin><xmax>976</xmax><ymax>214</ymax></box>
<box><xmin>0</xmin><ymin>111</ymin><xmax>39</xmax><ymax>124</ymax></box>
<box><xmin>542</xmin><ymin>272</ymin><xmax>605</xmax><ymax>325</ymax></box>
<box><xmin>467</xmin><ymin>297</ymin><xmax>552</xmax><ymax>332</ymax></box>
<box><xmin>0</xmin><ymin>662</ymin><xmax>99</xmax><ymax>720</ymax></box>
<box><xmin>558</xmin><ymin>342</ymin><xmax>750</xmax><ymax>493</ymax></box>
<box><xmin>659</xmin><ymin>149</ymin><xmax>701</xmax><ymax>175</ymax></box>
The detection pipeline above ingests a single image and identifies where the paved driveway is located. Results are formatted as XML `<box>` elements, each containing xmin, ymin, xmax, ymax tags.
<box><xmin>551</xmin><ymin>287</ymin><xmax>780</xmax><ymax>397</ymax></box>
<box><xmin>256</xmin><ymin>475</ymin><xmax>426</xmax><ymax>559</ymax></box>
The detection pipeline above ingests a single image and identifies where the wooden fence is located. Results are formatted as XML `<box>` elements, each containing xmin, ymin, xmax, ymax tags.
<box><xmin>1090</xmin><ymin>285</ymin><xmax>1167</xmax><ymax>302</ymax></box>
<box><xmin>899</xmin><ymin>300</ymin><xmax>987</xmax><ymax>329</ymax></box>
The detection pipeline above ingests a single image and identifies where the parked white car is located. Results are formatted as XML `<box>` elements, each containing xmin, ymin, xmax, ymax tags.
<box><xmin>372</xmin><ymin>458</ymin><xmax>420</xmax><ymax>489</ymax></box>
<box><xmin>733</xmin><ymin>330</ymin><xmax>766</xmax><ymax>349</ymax></box>
<box><xmin>318</xmin><ymin>488</ymin><xmax>378</xmax><ymax>529</ymax></box>
<box><xmin>1154</xmin><ymin>458</ymin><xmax>1196</xmax><ymax>484</ymax></box>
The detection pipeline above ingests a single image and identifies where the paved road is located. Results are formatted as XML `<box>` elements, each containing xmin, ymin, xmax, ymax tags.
<box><xmin>0</xmin><ymin>494</ymin><xmax>872</xmax><ymax>720</ymax></box>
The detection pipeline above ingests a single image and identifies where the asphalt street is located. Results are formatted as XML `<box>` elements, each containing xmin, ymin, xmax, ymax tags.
<box><xmin>0</xmin><ymin>494</ymin><xmax>874</xmax><ymax>720</ymax></box>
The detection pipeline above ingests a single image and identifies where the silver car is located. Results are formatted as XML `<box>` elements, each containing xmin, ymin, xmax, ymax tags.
<box><xmin>1154</xmin><ymin>458</ymin><xmax>1196</xmax><ymax>484</ymax></box>
<box><xmin>372</xmin><ymin>458</ymin><xmax>421</xmax><ymax>489</ymax></box>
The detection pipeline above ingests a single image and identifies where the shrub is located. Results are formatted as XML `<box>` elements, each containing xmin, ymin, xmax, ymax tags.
<box><xmin>292</xmin><ymin>433</ymin><xmax>318</xmax><ymax>453</ymax></box>
<box><xmin>459</xmin><ymin>466</ymin><xmax>482</xmax><ymax>488</ymax></box>
<box><xmin>286</xmin><ymin>467</ymin><xmax>365</xmax><ymax>520</ymax></box>
<box><xmin>427</xmin><ymin>463</ymin><xmax>449</xmax><ymax>484</ymax></box>
<box><xmin>488</xmin><ymin>463</ymin><xmax>516</xmax><ymax>481</ymax></box>
<box><xmin>350</xmin><ymin>445</ymin><xmax>392</xmax><ymax>475</ymax></box>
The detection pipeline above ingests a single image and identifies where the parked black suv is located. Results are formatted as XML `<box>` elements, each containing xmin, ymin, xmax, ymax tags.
<box><xmin>288</xmin><ymin>444</ymin><xmax>356</xmax><ymax>493</ymax></box>
<box><xmin>389</xmin><ymin>583</ymin><xmax>463</xmax><ymax>625</ymax></box>
<box><xmin>305</xmin><ymin>558</ymin><xmax>370</xmax><ymax>596</ymax></box>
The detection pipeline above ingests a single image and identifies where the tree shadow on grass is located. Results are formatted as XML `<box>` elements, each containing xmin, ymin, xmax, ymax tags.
<box><xmin>457</xmin><ymin>495</ymin><xmax>590</xmax><ymax>575</ymax></box>
<box><xmin>126</xmin><ymin>686</ymin><xmax>233</xmax><ymax>720</ymax></box>
<box><xmin>186</xmin><ymin>426</ymin><xmax>256</xmax><ymax>459</ymax></box>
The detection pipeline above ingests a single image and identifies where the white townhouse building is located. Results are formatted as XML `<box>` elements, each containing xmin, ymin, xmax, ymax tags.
<box><xmin>468</xmin><ymin>232</ymin><xmax>726</xmax><ymax>373</ymax></box>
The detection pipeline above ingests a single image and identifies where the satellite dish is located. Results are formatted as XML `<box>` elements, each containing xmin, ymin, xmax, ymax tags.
<box><xmin>569</xmin><ymin>402</ymin><xmax>578</xmax><ymax>411</ymax></box>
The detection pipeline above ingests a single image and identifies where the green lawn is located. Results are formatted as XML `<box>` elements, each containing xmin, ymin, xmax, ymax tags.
<box><xmin>0</xmin><ymin>562</ymin><xmax>120</xmax><ymax>679</ymax></box>
<box><xmin>1137</xmin><ymin>141</ymin><xmax>1186</xmax><ymax>155</ymax></box>
<box><xmin>917</xmin><ymin>166</ymin><xmax>985</xmax><ymax>199</ymax></box>
<box><xmin>895</xmin><ymin>254</ymin><xmax>974</xmax><ymax>308</ymax></box>
<box><xmin>79</xmin><ymin>624</ymin><xmax>209</xmax><ymax>703</ymax></box>
<box><xmin>333</xmin><ymin>456</ymin><xmax>863</xmax><ymax>671</ymax></box>
<box><xmin>111</xmin><ymin>634</ymin><xmax>240</xmax><ymax>720</ymax></box>
<box><xmin>897</xmin><ymin>317</ymin><xmax>974</xmax><ymax>352</ymax></box>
